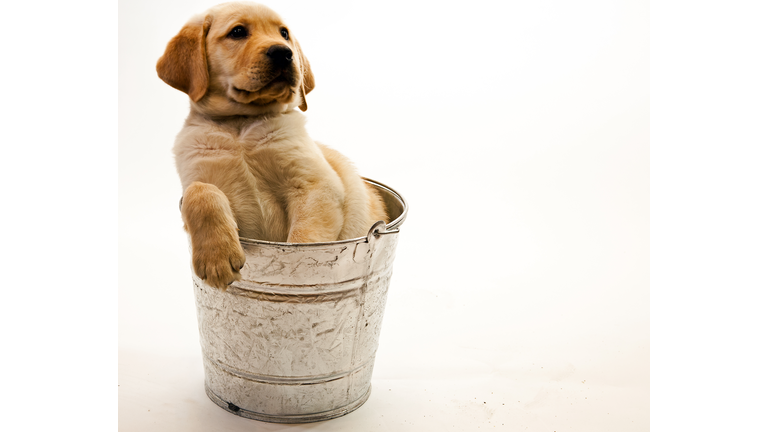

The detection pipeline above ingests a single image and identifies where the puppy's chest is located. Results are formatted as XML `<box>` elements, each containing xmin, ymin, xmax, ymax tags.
<box><xmin>235</xmin><ymin>126</ymin><xmax>307</xmax><ymax>176</ymax></box>
<box><xmin>184</xmin><ymin>115</ymin><xmax>325</xmax><ymax>190</ymax></box>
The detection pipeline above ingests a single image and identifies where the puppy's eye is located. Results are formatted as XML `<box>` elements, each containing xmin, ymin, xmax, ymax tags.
<box><xmin>280</xmin><ymin>28</ymin><xmax>289</xmax><ymax>40</ymax></box>
<box><xmin>227</xmin><ymin>25</ymin><xmax>248</xmax><ymax>39</ymax></box>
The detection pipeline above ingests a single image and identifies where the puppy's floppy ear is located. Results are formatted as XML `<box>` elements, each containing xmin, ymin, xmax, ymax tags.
<box><xmin>156</xmin><ymin>15</ymin><xmax>212</xmax><ymax>102</ymax></box>
<box><xmin>293</xmin><ymin>39</ymin><xmax>315</xmax><ymax>112</ymax></box>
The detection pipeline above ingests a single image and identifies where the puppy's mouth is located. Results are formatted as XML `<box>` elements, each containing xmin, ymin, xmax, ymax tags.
<box><xmin>232</xmin><ymin>86</ymin><xmax>257</xmax><ymax>97</ymax></box>
<box><xmin>230</xmin><ymin>72</ymin><xmax>293</xmax><ymax>104</ymax></box>
<box><xmin>263</xmin><ymin>71</ymin><xmax>292</xmax><ymax>89</ymax></box>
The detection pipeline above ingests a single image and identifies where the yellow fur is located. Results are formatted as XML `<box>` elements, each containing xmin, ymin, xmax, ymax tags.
<box><xmin>157</xmin><ymin>2</ymin><xmax>388</xmax><ymax>289</ymax></box>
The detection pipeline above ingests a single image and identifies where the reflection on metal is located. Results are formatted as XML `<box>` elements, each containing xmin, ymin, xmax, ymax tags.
<box><xmin>192</xmin><ymin>178</ymin><xmax>407</xmax><ymax>423</ymax></box>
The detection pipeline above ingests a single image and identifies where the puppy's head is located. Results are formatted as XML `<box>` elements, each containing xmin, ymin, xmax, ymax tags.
<box><xmin>157</xmin><ymin>2</ymin><xmax>314</xmax><ymax>116</ymax></box>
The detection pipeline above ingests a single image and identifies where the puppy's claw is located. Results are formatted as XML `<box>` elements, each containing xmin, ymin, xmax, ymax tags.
<box><xmin>202</xmin><ymin>269</ymin><xmax>241</xmax><ymax>291</ymax></box>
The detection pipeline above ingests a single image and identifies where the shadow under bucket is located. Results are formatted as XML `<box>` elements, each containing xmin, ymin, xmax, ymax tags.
<box><xmin>191</xmin><ymin>178</ymin><xmax>407</xmax><ymax>423</ymax></box>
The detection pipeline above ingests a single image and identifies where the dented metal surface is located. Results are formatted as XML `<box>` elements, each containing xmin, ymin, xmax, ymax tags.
<box><xmin>192</xmin><ymin>179</ymin><xmax>407</xmax><ymax>423</ymax></box>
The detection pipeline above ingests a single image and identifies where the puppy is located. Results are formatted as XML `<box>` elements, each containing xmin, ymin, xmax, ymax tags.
<box><xmin>157</xmin><ymin>2</ymin><xmax>388</xmax><ymax>290</ymax></box>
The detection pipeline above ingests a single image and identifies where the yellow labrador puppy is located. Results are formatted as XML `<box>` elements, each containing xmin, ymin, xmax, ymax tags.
<box><xmin>157</xmin><ymin>2</ymin><xmax>388</xmax><ymax>290</ymax></box>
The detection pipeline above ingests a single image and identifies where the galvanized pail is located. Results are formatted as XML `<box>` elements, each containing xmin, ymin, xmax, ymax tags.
<box><xmin>191</xmin><ymin>178</ymin><xmax>407</xmax><ymax>423</ymax></box>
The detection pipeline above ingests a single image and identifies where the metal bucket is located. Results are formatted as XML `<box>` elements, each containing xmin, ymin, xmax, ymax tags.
<box><xmin>191</xmin><ymin>178</ymin><xmax>407</xmax><ymax>423</ymax></box>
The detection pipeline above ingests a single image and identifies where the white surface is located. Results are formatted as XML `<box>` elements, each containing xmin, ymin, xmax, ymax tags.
<box><xmin>119</xmin><ymin>0</ymin><xmax>649</xmax><ymax>430</ymax></box>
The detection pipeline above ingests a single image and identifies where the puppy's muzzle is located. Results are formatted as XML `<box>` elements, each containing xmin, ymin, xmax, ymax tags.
<box><xmin>266</xmin><ymin>45</ymin><xmax>293</xmax><ymax>69</ymax></box>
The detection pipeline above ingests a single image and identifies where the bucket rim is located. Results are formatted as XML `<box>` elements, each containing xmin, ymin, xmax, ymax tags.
<box><xmin>237</xmin><ymin>177</ymin><xmax>408</xmax><ymax>248</ymax></box>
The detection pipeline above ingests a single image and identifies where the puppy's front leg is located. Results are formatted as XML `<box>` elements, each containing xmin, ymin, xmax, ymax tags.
<box><xmin>182</xmin><ymin>181</ymin><xmax>246</xmax><ymax>290</ymax></box>
<box><xmin>286</xmin><ymin>185</ymin><xmax>344</xmax><ymax>243</ymax></box>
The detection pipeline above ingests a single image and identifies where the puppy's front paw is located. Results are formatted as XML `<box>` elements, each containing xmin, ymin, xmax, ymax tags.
<box><xmin>192</xmin><ymin>236</ymin><xmax>246</xmax><ymax>290</ymax></box>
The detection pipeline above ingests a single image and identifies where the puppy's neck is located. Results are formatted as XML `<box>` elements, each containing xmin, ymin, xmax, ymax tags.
<box><xmin>185</xmin><ymin>106</ymin><xmax>307</xmax><ymax>137</ymax></box>
<box><xmin>189</xmin><ymin>87</ymin><xmax>303</xmax><ymax>119</ymax></box>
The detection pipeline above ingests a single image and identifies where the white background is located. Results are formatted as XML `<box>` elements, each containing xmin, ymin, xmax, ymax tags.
<box><xmin>118</xmin><ymin>0</ymin><xmax>650</xmax><ymax>430</ymax></box>
<box><xmin>16</xmin><ymin>0</ymin><xmax>768</xmax><ymax>431</ymax></box>
<box><xmin>1</xmin><ymin>0</ymin><xmax>765</xmax><ymax>431</ymax></box>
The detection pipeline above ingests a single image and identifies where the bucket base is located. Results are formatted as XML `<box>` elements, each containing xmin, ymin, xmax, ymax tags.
<box><xmin>204</xmin><ymin>384</ymin><xmax>372</xmax><ymax>423</ymax></box>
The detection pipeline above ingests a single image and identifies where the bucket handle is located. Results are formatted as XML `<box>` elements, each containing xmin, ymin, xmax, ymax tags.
<box><xmin>366</xmin><ymin>220</ymin><xmax>399</xmax><ymax>244</ymax></box>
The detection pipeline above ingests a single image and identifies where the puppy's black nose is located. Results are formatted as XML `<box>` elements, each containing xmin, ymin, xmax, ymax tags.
<box><xmin>266</xmin><ymin>45</ymin><xmax>293</xmax><ymax>68</ymax></box>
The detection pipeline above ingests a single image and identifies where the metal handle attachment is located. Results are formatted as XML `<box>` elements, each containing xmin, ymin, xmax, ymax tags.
<box><xmin>366</xmin><ymin>220</ymin><xmax>399</xmax><ymax>244</ymax></box>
